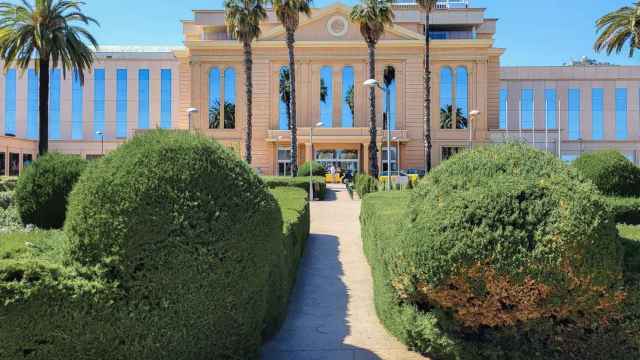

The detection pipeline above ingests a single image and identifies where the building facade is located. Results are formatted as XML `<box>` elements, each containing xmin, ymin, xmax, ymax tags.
<box><xmin>1</xmin><ymin>0</ymin><xmax>639</xmax><ymax>176</ymax></box>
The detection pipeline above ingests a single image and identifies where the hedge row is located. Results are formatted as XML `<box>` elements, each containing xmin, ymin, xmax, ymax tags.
<box><xmin>574</xmin><ymin>150</ymin><xmax>640</xmax><ymax>197</ymax></box>
<box><xmin>607</xmin><ymin>196</ymin><xmax>640</xmax><ymax>225</ymax></box>
<box><xmin>0</xmin><ymin>177</ymin><xmax>17</xmax><ymax>192</ymax></box>
<box><xmin>0</xmin><ymin>131</ymin><xmax>310</xmax><ymax>360</ymax></box>
<box><xmin>262</xmin><ymin>176</ymin><xmax>326</xmax><ymax>200</ymax></box>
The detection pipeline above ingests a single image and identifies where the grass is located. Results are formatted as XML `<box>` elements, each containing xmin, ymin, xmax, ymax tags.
<box><xmin>0</xmin><ymin>230</ymin><xmax>67</xmax><ymax>263</ymax></box>
<box><xmin>618</xmin><ymin>224</ymin><xmax>640</xmax><ymax>275</ymax></box>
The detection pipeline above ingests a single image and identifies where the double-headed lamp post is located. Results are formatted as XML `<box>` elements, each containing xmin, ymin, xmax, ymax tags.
<box><xmin>309</xmin><ymin>121</ymin><xmax>323</xmax><ymax>201</ymax></box>
<box><xmin>364</xmin><ymin>78</ymin><xmax>392</xmax><ymax>192</ymax></box>
<box><xmin>95</xmin><ymin>131</ymin><xmax>104</xmax><ymax>155</ymax></box>
<box><xmin>468</xmin><ymin>110</ymin><xmax>481</xmax><ymax>149</ymax></box>
<box><xmin>187</xmin><ymin>107</ymin><xmax>199</xmax><ymax>131</ymax></box>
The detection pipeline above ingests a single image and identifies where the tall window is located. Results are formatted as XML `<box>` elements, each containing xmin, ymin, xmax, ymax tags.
<box><xmin>160</xmin><ymin>69</ymin><xmax>172</xmax><ymax>129</ymax></box>
<box><xmin>209</xmin><ymin>67</ymin><xmax>221</xmax><ymax>129</ymax></box>
<box><xmin>439</xmin><ymin>67</ymin><xmax>453</xmax><ymax>129</ymax></box>
<box><xmin>591</xmin><ymin>88</ymin><xmax>604</xmax><ymax>140</ymax></box>
<box><xmin>49</xmin><ymin>69</ymin><xmax>61</xmax><ymax>140</ymax></box>
<box><xmin>93</xmin><ymin>69</ymin><xmax>105</xmax><ymax>140</ymax></box>
<box><xmin>499</xmin><ymin>88</ymin><xmax>508</xmax><ymax>129</ymax></box>
<box><xmin>381</xmin><ymin>146</ymin><xmax>397</xmax><ymax>172</ymax></box>
<box><xmin>320</xmin><ymin>66</ymin><xmax>333</xmax><ymax>128</ymax></box>
<box><xmin>224</xmin><ymin>68</ymin><xmax>236</xmax><ymax>129</ymax></box>
<box><xmin>383</xmin><ymin>66</ymin><xmax>397</xmax><ymax>130</ymax></box>
<box><xmin>4</xmin><ymin>69</ymin><xmax>16</xmax><ymax>136</ymax></box>
<box><xmin>71</xmin><ymin>70</ymin><xmax>83</xmax><ymax>140</ymax></box>
<box><xmin>544</xmin><ymin>89</ymin><xmax>557</xmax><ymax>129</ymax></box>
<box><xmin>278</xmin><ymin>66</ymin><xmax>290</xmax><ymax>130</ymax></box>
<box><xmin>277</xmin><ymin>147</ymin><xmax>292</xmax><ymax>176</ymax></box>
<box><xmin>455</xmin><ymin>66</ymin><xmax>468</xmax><ymax>129</ymax></box>
<box><xmin>138</xmin><ymin>69</ymin><xmax>150</xmax><ymax>129</ymax></box>
<box><xmin>116</xmin><ymin>69</ymin><xmax>128</xmax><ymax>138</ymax></box>
<box><xmin>616</xmin><ymin>88</ymin><xmax>628</xmax><ymax>140</ymax></box>
<box><xmin>568</xmin><ymin>88</ymin><xmax>581</xmax><ymax>140</ymax></box>
<box><xmin>342</xmin><ymin>66</ymin><xmax>355</xmax><ymax>128</ymax></box>
<box><xmin>27</xmin><ymin>69</ymin><xmax>39</xmax><ymax>140</ymax></box>
<box><xmin>520</xmin><ymin>88</ymin><xmax>534</xmax><ymax>129</ymax></box>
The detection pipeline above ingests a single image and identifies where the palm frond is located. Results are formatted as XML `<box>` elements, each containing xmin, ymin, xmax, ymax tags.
<box><xmin>595</xmin><ymin>2</ymin><xmax>640</xmax><ymax>57</ymax></box>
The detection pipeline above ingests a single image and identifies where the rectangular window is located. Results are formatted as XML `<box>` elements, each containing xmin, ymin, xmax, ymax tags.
<box><xmin>568</xmin><ymin>88</ymin><xmax>581</xmax><ymax>140</ymax></box>
<box><xmin>160</xmin><ymin>69</ymin><xmax>172</xmax><ymax>129</ymax></box>
<box><xmin>116</xmin><ymin>69</ymin><xmax>128</xmax><ymax>138</ymax></box>
<box><xmin>27</xmin><ymin>69</ymin><xmax>39</xmax><ymax>140</ymax></box>
<box><xmin>592</xmin><ymin>88</ymin><xmax>604</xmax><ymax>140</ymax></box>
<box><xmin>544</xmin><ymin>89</ymin><xmax>557</xmax><ymax>129</ymax></box>
<box><xmin>4</xmin><ymin>69</ymin><xmax>16</xmax><ymax>136</ymax></box>
<box><xmin>22</xmin><ymin>154</ymin><xmax>33</xmax><ymax>168</ymax></box>
<box><xmin>499</xmin><ymin>88</ymin><xmax>508</xmax><ymax>129</ymax></box>
<box><xmin>94</xmin><ymin>69</ymin><xmax>105</xmax><ymax>140</ymax></box>
<box><xmin>9</xmin><ymin>153</ymin><xmax>19</xmax><ymax>176</ymax></box>
<box><xmin>277</xmin><ymin>147</ymin><xmax>292</xmax><ymax>176</ymax></box>
<box><xmin>71</xmin><ymin>70</ymin><xmax>83</xmax><ymax>140</ymax></box>
<box><xmin>0</xmin><ymin>152</ymin><xmax>5</xmax><ymax>176</ymax></box>
<box><xmin>561</xmin><ymin>154</ymin><xmax>578</xmax><ymax>163</ymax></box>
<box><xmin>138</xmin><ymin>69</ymin><xmax>150</xmax><ymax>129</ymax></box>
<box><xmin>49</xmin><ymin>69</ymin><xmax>61</xmax><ymax>140</ymax></box>
<box><xmin>616</xmin><ymin>88</ymin><xmax>628</xmax><ymax>140</ymax></box>
<box><xmin>442</xmin><ymin>146</ymin><xmax>464</xmax><ymax>161</ymax></box>
<box><xmin>520</xmin><ymin>89</ymin><xmax>534</xmax><ymax>129</ymax></box>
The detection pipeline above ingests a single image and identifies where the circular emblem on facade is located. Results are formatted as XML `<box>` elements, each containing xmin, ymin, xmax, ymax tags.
<box><xmin>327</xmin><ymin>15</ymin><xmax>349</xmax><ymax>37</ymax></box>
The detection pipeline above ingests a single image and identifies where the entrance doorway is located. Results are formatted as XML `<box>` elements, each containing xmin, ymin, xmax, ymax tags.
<box><xmin>315</xmin><ymin>149</ymin><xmax>359</xmax><ymax>174</ymax></box>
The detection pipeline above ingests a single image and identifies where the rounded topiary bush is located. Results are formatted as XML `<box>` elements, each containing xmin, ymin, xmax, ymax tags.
<box><xmin>297</xmin><ymin>161</ymin><xmax>326</xmax><ymax>177</ymax></box>
<box><xmin>64</xmin><ymin>130</ymin><xmax>283</xmax><ymax>359</ymax></box>
<box><xmin>392</xmin><ymin>143</ymin><xmax>624</xmax><ymax>329</ymax></box>
<box><xmin>574</xmin><ymin>150</ymin><xmax>640</xmax><ymax>197</ymax></box>
<box><xmin>14</xmin><ymin>153</ymin><xmax>86</xmax><ymax>229</ymax></box>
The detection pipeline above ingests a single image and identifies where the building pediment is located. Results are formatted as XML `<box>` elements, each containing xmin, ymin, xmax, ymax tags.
<box><xmin>259</xmin><ymin>3</ymin><xmax>423</xmax><ymax>42</ymax></box>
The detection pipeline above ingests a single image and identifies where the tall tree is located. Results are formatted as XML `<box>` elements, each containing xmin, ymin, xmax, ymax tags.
<box><xmin>595</xmin><ymin>2</ymin><xmax>640</xmax><ymax>57</ymax></box>
<box><xmin>271</xmin><ymin>0</ymin><xmax>312</xmax><ymax>176</ymax></box>
<box><xmin>417</xmin><ymin>0</ymin><xmax>437</xmax><ymax>172</ymax></box>
<box><xmin>225</xmin><ymin>0</ymin><xmax>267</xmax><ymax>164</ymax></box>
<box><xmin>0</xmin><ymin>0</ymin><xmax>98</xmax><ymax>156</ymax></box>
<box><xmin>350</xmin><ymin>0</ymin><xmax>394</xmax><ymax>177</ymax></box>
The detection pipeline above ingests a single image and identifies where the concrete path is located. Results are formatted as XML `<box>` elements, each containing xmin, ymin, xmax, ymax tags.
<box><xmin>262</xmin><ymin>185</ymin><xmax>427</xmax><ymax>360</ymax></box>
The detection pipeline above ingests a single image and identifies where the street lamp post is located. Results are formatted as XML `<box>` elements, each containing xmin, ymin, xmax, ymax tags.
<box><xmin>187</xmin><ymin>107</ymin><xmax>199</xmax><ymax>131</ymax></box>
<box><xmin>469</xmin><ymin>110</ymin><xmax>481</xmax><ymax>149</ymax></box>
<box><xmin>364</xmin><ymin>78</ymin><xmax>392</xmax><ymax>192</ymax></box>
<box><xmin>96</xmin><ymin>131</ymin><xmax>104</xmax><ymax>155</ymax></box>
<box><xmin>309</xmin><ymin>121</ymin><xmax>323</xmax><ymax>201</ymax></box>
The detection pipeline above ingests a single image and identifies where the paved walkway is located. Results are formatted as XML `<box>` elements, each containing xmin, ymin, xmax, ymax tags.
<box><xmin>262</xmin><ymin>185</ymin><xmax>427</xmax><ymax>360</ymax></box>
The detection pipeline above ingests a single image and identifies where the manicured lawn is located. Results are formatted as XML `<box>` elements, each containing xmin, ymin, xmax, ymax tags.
<box><xmin>0</xmin><ymin>230</ymin><xmax>66</xmax><ymax>262</ymax></box>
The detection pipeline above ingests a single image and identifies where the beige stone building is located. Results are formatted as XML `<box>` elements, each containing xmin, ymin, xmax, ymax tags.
<box><xmin>1</xmin><ymin>0</ymin><xmax>639</xmax><ymax>176</ymax></box>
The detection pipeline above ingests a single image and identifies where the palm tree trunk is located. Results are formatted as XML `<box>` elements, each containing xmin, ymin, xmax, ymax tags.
<box><xmin>367</xmin><ymin>42</ymin><xmax>379</xmax><ymax>178</ymax></box>
<box><xmin>38</xmin><ymin>59</ymin><xmax>50</xmax><ymax>156</ymax></box>
<box><xmin>424</xmin><ymin>10</ymin><xmax>432</xmax><ymax>173</ymax></box>
<box><xmin>287</xmin><ymin>29</ymin><xmax>299</xmax><ymax>176</ymax></box>
<box><xmin>243</xmin><ymin>41</ymin><xmax>253</xmax><ymax>164</ymax></box>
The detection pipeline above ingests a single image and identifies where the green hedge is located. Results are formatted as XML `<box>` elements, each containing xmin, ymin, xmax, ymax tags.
<box><xmin>0</xmin><ymin>130</ymin><xmax>310</xmax><ymax>360</ymax></box>
<box><xmin>607</xmin><ymin>196</ymin><xmax>640</xmax><ymax>225</ymax></box>
<box><xmin>297</xmin><ymin>161</ymin><xmax>326</xmax><ymax>177</ymax></box>
<box><xmin>263</xmin><ymin>176</ymin><xmax>326</xmax><ymax>200</ymax></box>
<box><xmin>354</xmin><ymin>173</ymin><xmax>378</xmax><ymax>199</ymax></box>
<box><xmin>0</xmin><ymin>177</ymin><xmax>17</xmax><ymax>192</ymax></box>
<box><xmin>14</xmin><ymin>153</ymin><xmax>87</xmax><ymax>229</ymax></box>
<box><xmin>574</xmin><ymin>150</ymin><xmax>640</xmax><ymax>197</ymax></box>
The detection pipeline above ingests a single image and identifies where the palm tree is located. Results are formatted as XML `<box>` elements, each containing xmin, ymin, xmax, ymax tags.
<box><xmin>595</xmin><ymin>2</ymin><xmax>640</xmax><ymax>57</ymax></box>
<box><xmin>271</xmin><ymin>0</ymin><xmax>312</xmax><ymax>176</ymax></box>
<box><xmin>279</xmin><ymin>68</ymin><xmax>292</xmax><ymax>129</ymax></box>
<box><xmin>417</xmin><ymin>0</ymin><xmax>437</xmax><ymax>172</ymax></box>
<box><xmin>0</xmin><ymin>0</ymin><xmax>98</xmax><ymax>156</ymax></box>
<box><xmin>225</xmin><ymin>0</ymin><xmax>267</xmax><ymax>164</ymax></box>
<box><xmin>350</xmin><ymin>0</ymin><xmax>394</xmax><ymax>177</ymax></box>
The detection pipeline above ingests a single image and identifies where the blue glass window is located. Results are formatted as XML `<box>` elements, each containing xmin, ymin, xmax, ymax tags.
<box><xmin>138</xmin><ymin>69</ymin><xmax>150</xmax><ymax>129</ymax></box>
<box><xmin>342</xmin><ymin>66</ymin><xmax>355</xmax><ymax>128</ymax></box>
<box><xmin>4</xmin><ymin>69</ymin><xmax>16</xmax><ymax>136</ymax></box>
<box><xmin>439</xmin><ymin>67</ymin><xmax>453</xmax><ymax>129</ymax></box>
<box><xmin>278</xmin><ymin>66</ymin><xmax>289</xmax><ymax>130</ymax></box>
<box><xmin>591</xmin><ymin>88</ymin><xmax>604</xmax><ymax>140</ymax></box>
<box><xmin>209</xmin><ymin>68</ymin><xmax>221</xmax><ymax>129</ymax></box>
<box><xmin>116</xmin><ymin>69</ymin><xmax>128</xmax><ymax>138</ymax></box>
<box><xmin>383</xmin><ymin>66</ymin><xmax>397</xmax><ymax>130</ymax></box>
<box><xmin>544</xmin><ymin>89</ymin><xmax>557</xmax><ymax>129</ymax></box>
<box><xmin>93</xmin><ymin>69</ymin><xmax>105</xmax><ymax>140</ymax></box>
<box><xmin>71</xmin><ymin>70</ymin><xmax>83</xmax><ymax>140</ymax></box>
<box><xmin>27</xmin><ymin>69</ymin><xmax>39</xmax><ymax>140</ymax></box>
<box><xmin>224</xmin><ymin>68</ymin><xmax>236</xmax><ymax>129</ymax></box>
<box><xmin>49</xmin><ymin>69</ymin><xmax>61</xmax><ymax>140</ymax></box>
<box><xmin>160</xmin><ymin>69</ymin><xmax>172</xmax><ymax>129</ymax></box>
<box><xmin>499</xmin><ymin>88</ymin><xmax>507</xmax><ymax>129</ymax></box>
<box><xmin>616</xmin><ymin>88</ymin><xmax>628</xmax><ymax>140</ymax></box>
<box><xmin>568</xmin><ymin>88</ymin><xmax>581</xmax><ymax>140</ymax></box>
<box><xmin>455</xmin><ymin>66</ymin><xmax>468</xmax><ymax>129</ymax></box>
<box><xmin>520</xmin><ymin>89</ymin><xmax>534</xmax><ymax>129</ymax></box>
<box><xmin>320</xmin><ymin>66</ymin><xmax>333</xmax><ymax>128</ymax></box>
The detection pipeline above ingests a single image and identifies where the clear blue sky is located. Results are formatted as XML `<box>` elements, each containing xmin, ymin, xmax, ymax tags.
<box><xmin>82</xmin><ymin>0</ymin><xmax>639</xmax><ymax>66</ymax></box>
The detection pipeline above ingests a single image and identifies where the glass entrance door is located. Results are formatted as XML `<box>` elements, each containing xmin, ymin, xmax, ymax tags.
<box><xmin>314</xmin><ymin>149</ymin><xmax>359</xmax><ymax>174</ymax></box>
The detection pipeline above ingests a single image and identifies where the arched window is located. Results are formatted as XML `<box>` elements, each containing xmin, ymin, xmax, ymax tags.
<box><xmin>279</xmin><ymin>66</ymin><xmax>290</xmax><ymax>130</ymax></box>
<box><xmin>383</xmin><ymin>66</ymin><xmax>397</xmax><ymax>130</ymax></box>
<box><xmin>455</xmin><ymin>66</ymin><xmax>468</xmax><ymax>129</ymax></box>
<box><xmin>439</xmin><ymin>67</ymin><xmax>453</xmax><ymax>129</ymax></box>
<box><xmin>320</xmin><ymin>66</ymin><xmax>333</xmax><ymax>128</ymax></box>
<box><xmin>342</xmin><ymin>66</ymin><xmax>355</xmax><ymax>128</ymax></box>
<box><xmin>224</xmin><ymin>68</ymin><xmax>236</xmax><ymax>129</ymax></box>
<box><xmin>209</xmin><ymin>68</ymin><xmax>221</xmax><ymax>129</ymax></box>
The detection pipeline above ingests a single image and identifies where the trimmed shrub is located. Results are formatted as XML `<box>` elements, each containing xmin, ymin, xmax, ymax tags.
<box><xmin>0</xmin><ymin>177</ymin><xmax>17</xmax><ymax>192</ymax></box>
<box><xmin>263</xmin><ymin>176</ymin><xmax>327</xmax><ymax>200</ymax></box>
<box><xmin>607</xmin><ymin>196</ymin><xmax>640</xmax><ymax>225</ymax></box>
<box><xmin>574</xmin><ymin>150</ymin><xmax>640</xmax><ymax>197</ymax></box>
<box><xmin>0</xmin><ymin>191</ymin><xmax>12</xmax><ymax>209</ymax></box>
<box><xmin>14</xmin><ymin>153</ymin><xmax>86</xmax><ymax>229</ymax></box>
<box><xmin>354</xmin><ymin>173</ymin><xmax>378</xmax><ymax>199</ymax></box>
<box><xmin>297</xmin><ymin>161</ymin><xmax>326</xmax><ymax>177</ymax></box>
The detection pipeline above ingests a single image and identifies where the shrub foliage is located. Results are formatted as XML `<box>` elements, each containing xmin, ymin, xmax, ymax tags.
<box><xmin>297</xmin><ymin>161</ymin><xmax>326</xmax><ymax>177</ymax></box>
<box><xmin>574</xmin><ymin>150</ymin><xmax>640</xmax><ymax>197</ymax></box>
<box><xmin>262</xmin><ymin>176</ymin><xmax>327</xmax><ymax>200</ymax></box>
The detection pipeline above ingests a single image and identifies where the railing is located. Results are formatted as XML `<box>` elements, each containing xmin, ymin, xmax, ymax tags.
<box><xmin>391</xmin><ymin>0</ymin><xmax>470</xmax><ymax>8</ymax></box>
<box><xmin>429</xmin><ymin>30</ymin><xmax>475</xmax><ymax>40</ymax></box>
